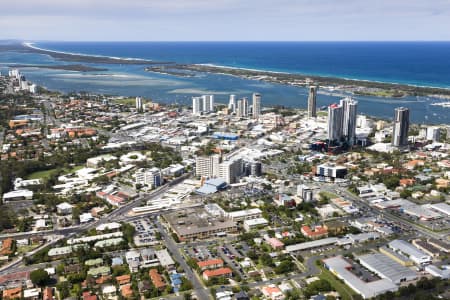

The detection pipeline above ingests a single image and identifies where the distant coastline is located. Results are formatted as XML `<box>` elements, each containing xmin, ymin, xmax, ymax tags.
<box><xmin>144</xmin><ymin>63</ymin><xmax>450</xmax><ymax>99</ymax></box>
<box><xmin>1</xmin><ymin>42</ymin><xmax>170</xmax><ymax>65</ymax></box>
<box><xmin>2</xmin><ymin>41</ymin><xmax>450</xmax><ymax>99</ymax></box>
<box><xmin>8</xmin><ymin>64</ymin><xmax>107</xmax><ymax>72</ymax></box>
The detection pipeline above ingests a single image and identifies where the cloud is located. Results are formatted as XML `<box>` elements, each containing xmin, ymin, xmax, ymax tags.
<box><xmin>1</xmin><ymin>0</ymin><xmax>450</xmax><ymax>40</ymax></box>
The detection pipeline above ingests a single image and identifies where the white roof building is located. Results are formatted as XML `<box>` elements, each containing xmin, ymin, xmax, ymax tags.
<box><xmin>2</xmin><ymin>189</ymin><xmax>33</xmax><ymax>201</ymax></box>
<box><xmin>388</xmin><ymin>239</ymin><xmax>432</xmax><ymax>265</ymax></box>
<box><xmin>323</xmin><ymin>256</ymin><xmax>397</xmax><ymax>299</ymax></box>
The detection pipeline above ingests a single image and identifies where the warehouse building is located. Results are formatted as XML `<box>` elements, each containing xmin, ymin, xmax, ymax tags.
<box><xmin>285</xmin><ymin>237</ymin><xmax>338</xmax><ymax>253</ymax></box>
<box><xmin>388</xmin><ymin>240</ymin><xmax>432</xmax><ymax>265</ymax></box>
<box><xmin>358</xmin><ymin>253</ymin><xmax>417</xmax><ymax>284</ymax></box>
<box><xmin>323</xmin><ymin>256</ymin><xmax>397</xmax><ymax>299</ymax></box>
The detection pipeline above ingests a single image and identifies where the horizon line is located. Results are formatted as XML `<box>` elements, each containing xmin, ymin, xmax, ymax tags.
<box><xmin>3</xmin><ymin>39</ymin><xmax>450</xmax><ymax>43</ymax></box>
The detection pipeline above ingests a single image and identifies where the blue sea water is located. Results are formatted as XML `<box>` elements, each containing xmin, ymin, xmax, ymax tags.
<box><xmin>34</xmin><ymin>41</ymin><xmax>450</xmax><ymax>88</ymax></box>
<box><xmin>1</xmin><ymin>41</ymin><xmax>450</xmax><ymax>124</ymax></box>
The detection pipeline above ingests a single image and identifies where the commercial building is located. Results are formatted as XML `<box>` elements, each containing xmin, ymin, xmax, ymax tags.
<box><xmin>226</xmin><ymin>208</ymin><xmax>263</xmax><ymax>222</ymax></box>
<box><xmin>252</xmin><ymin>93</ymin><xmax>261</xmax><ymax>119</ymax></box>
<box><xmin>323</xmin><ymin>256</ymin><xmax>397</xmax><ymax>299</ymax></box>
<box><xmin>392</xmin><ymin>107</ymin><xmax>410</xmax><ymax>147</ymax></box>
<box><xmin>425</xmin><ymin>265</ymin><xmax>450</xmax><ymax>279</ymax></box>
<box><xmin>316</xmin><ymin>163</ymin><xmax>347</xmax><ymax>179</ymax></box>
<box><xmin>307</xmin><ymin>86</ymin><xmax>318</xmax><ymax>118</ymax></box>
<box><xmin>135</xmin><ymin>168</ymin><xmax>162</xmax><ymax>188</ymax></box>
<box><xmin>358</xmin><ymin>253</ymin><xmax>417</xmax><ymax>284</ymax></box>
<box><xmin>2</xmin><ymin>189</ymin><xmax>33</xmax><ymax>201</ymax></box>
<box><xmin>243</xmin><ymin>161</ymin><xmax>262</xmax><ymax>177</ymax></box>
<box><xmin>163</xmin><ymin>207</ymin><xmax>238</xmax><ymax>241</ymax></box>
<box><xmin>285</xmin><ymin>237</ymin><xmax>338</xmax><ymax>253</ymax></box>
<box><xmin>243</xmin><ymin>218</ymin><xmax>269</xmax><ymax>232</ymax></box>
<box><xmin>297</xmin><ymin>184</ymin><xmax>313</xmax><ymax>202</ymax></box>
<box><xmin>218</xmin><ymin>159</ymin><xmax>242</xmax><ymax>184</ymax></box>
<box><xmin>388</xmin><ymin>239</ymin><xmax>432</xmax><ymax>265</ymax></box>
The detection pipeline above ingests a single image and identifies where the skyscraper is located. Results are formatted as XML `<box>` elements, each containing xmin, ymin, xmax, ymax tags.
<box><xmin>252</xmin><ymin>93</ymin><xmax>261</xmax><ymax>119</ymax></box>
<box><xmin>228</xmin><ymin>94</ymin><xmax>236</xmax><ymax>113</ymax></box>
<box><xmin>307</xmin><ymin>86</ymin><xmax>318</xmax><ymax>118</ymax></box>
<box><xmin>135</xmin><ymin>97</ymin><xmax>143</xmax><ymax>112</ymax></box>
<box><xmin>341</xmin><ymin>97</ymin><xmax>358</xmax><ymax>145</ymax></box>
<box><xmin>192</xmin><ymin>96</ymin><xmax>202</xmax><ymax>115</ymax></box>
<box><xmin>242</xmin><ymin>97</ymin><xmax>249</xmax><ymax>117</ymax></box>
<box><xmin>202</xmin><ymin>95</ymin><xmax>210</xmax><ymax>112</ymax></box>
<box><xmin>327</xmin><ymin>103</ymin><xmax>343</xmax><ymax>142</ymax></box>
<box><xmin>392</xmin><ymin>107</ymin><xmax>410</xmax><ymax>147</ymax></box>
<box><xmin>202</xmin><ymin>95</ymin><xmax>214</xmax><ymax>112</ymax></box>
<box><xmin>237</xmin><ymin>97</ymin><xmax>249</xmax><ymax>117</ymax></box>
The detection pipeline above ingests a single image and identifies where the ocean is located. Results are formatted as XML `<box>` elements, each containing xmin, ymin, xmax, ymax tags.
<box><xmin>1</xmin><ymin>41</ymin><xmax>450</xmax><ymax>124</ymax></box>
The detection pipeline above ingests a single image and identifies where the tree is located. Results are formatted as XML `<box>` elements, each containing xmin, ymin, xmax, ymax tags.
<box><xmin>56</xmin><ymin>281</ymin><xmax>70</xmax><ymax>299</ymax></box>
<box><xmin>30</xmin><ymin>269</ymin><xmax>50</xmax><ymax>287</ymax></box>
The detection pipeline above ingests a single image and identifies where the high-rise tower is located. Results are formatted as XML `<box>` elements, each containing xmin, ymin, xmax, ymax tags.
<box><xmin>308</xmin><ymin>86</ymin><xmax>318</xmax><ymax>118</ymax></box>
<box><xmin>392</xmin><ymin>107</ymin><xmax>410</xmax><ymax>147</ymax></box>
<box><xmin>327</xmin><ymin>103</ymin><xmax>344</xmax><ymax>142</ymax></box>
<box><xmin>252</xmin><ymin>93</ymin><xmax>261</xmax><ymax>119</ymax></box>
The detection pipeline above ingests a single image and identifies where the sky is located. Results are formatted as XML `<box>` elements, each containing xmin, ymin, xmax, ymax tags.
<box><xmin>1</xmin><ymin>0</ymin><xmax>450</xmax><ymax>41</ymax></box>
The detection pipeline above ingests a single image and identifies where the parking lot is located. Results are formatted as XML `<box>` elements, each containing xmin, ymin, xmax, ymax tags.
<box><xmin>129</xmin><ymin>217</ymin><xmax>160</xmax><ymax>246</ymax></box>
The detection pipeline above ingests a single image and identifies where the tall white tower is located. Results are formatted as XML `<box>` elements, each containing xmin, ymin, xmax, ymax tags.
<box><xmin>252</xmin><ymin>93</ymin><xmax>261</xmax><ymax>119</ymax></box>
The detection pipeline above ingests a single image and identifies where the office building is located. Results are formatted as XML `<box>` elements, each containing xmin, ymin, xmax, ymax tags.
<box><xmin>135</xmin><ymin>97</ymin><xmax>143</xmax><ymax>112</ymax></box>
<box><xmin>426</xmin><ymin>126</ymin><xmax>440</xmax><ymax>142</ymax></box>
<box><xmin>392</xmin><ymin>107</ymin><xmax>410</xmax><ymax>147</ymax></box>
<box><xmin>327</xmin><ymin>103</ymin><xmax>344</xmax><ymax>141</ymax></box>
<box><xmin>228</xmin><ymin>94</ymin><xmax>236</xmax><ymax>113</ymax></box>
<box><xmin>341</xmin><ymin>97</ymin><xmax>358</xmax><ymax>145</ymax></box>
<box><xmin>297</xmin><ymin>184</ymin><xmax>313</xmax><ymax>202</ymax></box>
<box><xmin>308</xmin><ymin>86</ymin><xmax>318</xmax><ymax>118</ymax></box>
<box><xmin>192</xmin><ymin>96</ymin><xmax>202</xmax><ymax>115</ymax></box>
<box><xmin>195</xmin><ymin>155</ymin><xmax>221</xmax><ymax>178</ymax></box>
<box><xmin>252</xmin><ymin>93</ymin><xmax>261</xmax><ymax>119</ymax></box>
<box><xmin>244</xmin><ymin>161</ymin><xmax>262</xmax><ymax>177</ymax></box>
<box><xmin>316</xmin><ymin>163</ymin><xmax>347</xmax><ymax>179</ymax></box>
<box><xmin>218</xmin><ymin>159</ymin><xmax>242</xmax><ymax>184</ymax></box>
<box><xmin>135</xmin><ymin>168</ymin><xmax>162</xmax><ymax>188</ymax></box>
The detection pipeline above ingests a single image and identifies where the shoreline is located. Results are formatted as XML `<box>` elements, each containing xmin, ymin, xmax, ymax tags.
<box><xmin>15</xmin><ymin>42</ymin><xmax>173</xmax><ymax>65</ymax></box>
<box><xmin>145</xmin><ymin>63</ymin><xmax>450</xmax><ymax>98</ymax></box>
<box><xmin>2</xmin><ymin>41</ymin><xmax>450</xmax><ymax>99</ymax></box>
<box><xmin>8</xmin><ymin>64</ymin><xmax>107</xmax><ymax>72</ymax></box>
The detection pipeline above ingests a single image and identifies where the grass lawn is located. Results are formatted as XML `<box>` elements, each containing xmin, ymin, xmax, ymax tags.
<box><xmin>319</xmin><ymin>266</ymin><xmax>360</xmax><ymax>300</ymax></box>
<box><xmin>320</xmin><ymin>191</ymin><xmax>340</xmax><ymax>199</ymax></box>
<box><xmin>114</xmin><ymin>97</ymin><xmax>138</xmax><ymax>106</ymax></box>
<box><xmin>27</xmin><ymin>165</ymin><xmax>84</xmax><ymax>180</ymax></box>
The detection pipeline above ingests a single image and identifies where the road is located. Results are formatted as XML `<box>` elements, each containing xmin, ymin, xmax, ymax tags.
<box><xmin>156</xmin><ymin>221</ymin><xmax>211</xmax><ymax>300</ymax></box>
<box><xmin>322</xmin><ymin>184</ymin><xmax>450</xmax><ymax>240</ymax></box>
